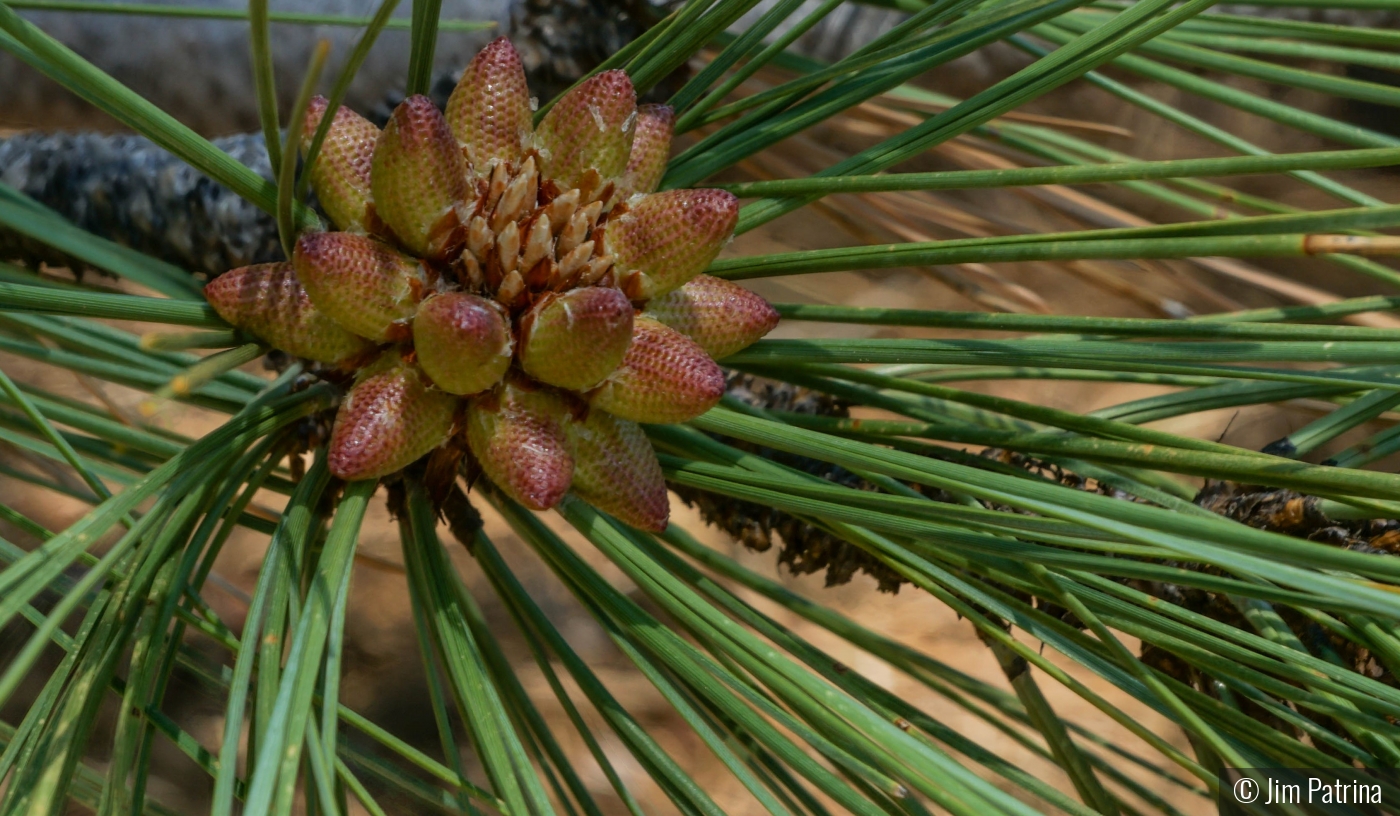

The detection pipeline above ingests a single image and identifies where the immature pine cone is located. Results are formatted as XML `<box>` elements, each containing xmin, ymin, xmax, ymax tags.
<box><xmin>204</xmin><ymin>37</ymin><xmax>779</xmax><ymax>531</ymax></box>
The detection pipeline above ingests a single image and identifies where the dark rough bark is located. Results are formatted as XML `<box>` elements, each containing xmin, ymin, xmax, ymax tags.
<box><xmin>0</xmin><ymin>131</ymin><xmax>280</xmax><ymax>277</ymax></box>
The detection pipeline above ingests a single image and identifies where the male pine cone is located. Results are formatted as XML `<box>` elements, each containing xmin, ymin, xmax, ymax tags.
<box><xmin>206</xmin><ymin>37</ymin><xmax>780</xmax><ymax>531</ymax></box>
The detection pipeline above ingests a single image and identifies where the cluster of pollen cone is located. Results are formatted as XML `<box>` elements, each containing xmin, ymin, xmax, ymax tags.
<box><xmin>205</xmin><ymin>37</ymin><xmax>779</xmax><ymax>530</ymax></box>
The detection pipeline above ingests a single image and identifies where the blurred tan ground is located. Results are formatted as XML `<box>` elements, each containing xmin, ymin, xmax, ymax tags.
<box><xmin>5</xmin><ymin>60</ymin><xmax>1400</xmax><ymax>815</ymax></box>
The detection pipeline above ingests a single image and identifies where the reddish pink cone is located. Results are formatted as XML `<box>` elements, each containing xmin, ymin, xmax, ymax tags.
<box><xmin>569</xmin><ymin>410</ymin><xmax>668</xmax><ymax>531</ymax></box>
<box><xmin>446</xmin><ymin>37</ymin><xmax>533</xmax><ymax>171</ymax></box>
<box><xmin>617</xmin><ymin>104</ymin><xmax>673</xmax><ymax>200</ymax></box>
<box><xmin>642</xmin><ymin>275</ymin><xmax>778</xmax><ymax>358</ymax></box>
<box><xmin>519</xmin><ymin>287</ymin><xmax>634</xmax><ymax>391</ymax></box>
<box><xmin>413</xmin><ymin>292</ymin><xmax>513</xmax><ymax>395</ymax></box>
<box><xmin>466</xmin><ymin>380</ymin><xmax>575</xmax><ymax>510</ymax></box>
<box><xmin>605</xmin><ymin>189</ymin><xmax>737</xmax><ymax>299</ymax></box>
<box><xmin>293</xmin><ymin>232</ymin><xmax>425</xmax><ymax>342</ymax></box>
<box><xmin>205</xmin><ymin>262</ymin><xmax>372</xmax><ymax>365</ymax></box>
<box><xmin>328</xmin><ymin>356</ymin><xmax>458</xmax><ymax>481</ymax></box>
<box><xmin>535</xmin><ymin>70</ymin><xmax>637</xmax><ymax>187</ymax></box>
<box><xmin>587</xmin><ymin>317</ymin><xmax>724</xmax><ymax>423</ymax></box>
<box><xmin>372</xmin><ymin>95</ymin><xmax>470</xmax><ymax>258</ymax></box>
<box><xmin>301</xmin><ymin>96</ymin><xmax>379</xmax><ymax>233</ymax></box>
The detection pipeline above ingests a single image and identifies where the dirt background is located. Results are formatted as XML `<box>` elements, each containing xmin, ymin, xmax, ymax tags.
<box><xmin>4</xmin><ymin>37</ymin><xmax>1400</xmax><ymax>816</ymax></box>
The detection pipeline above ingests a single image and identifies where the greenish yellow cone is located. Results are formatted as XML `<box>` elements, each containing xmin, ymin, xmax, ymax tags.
<box><xmin>642</xmin><ymin>274</ymin><xmax>779</xmax><ymax>359</ymax></box>
<box><xmin>413</xmin><ymin>292</ymin><xmax>513</xmax><ymax>395</ymax></box>
<box><xmin>467</xmin><ymin>379</ymin><xmax>575</xmax><ymax>510</ymax></box>
<box><xmin>293</xmin><ymin>232</ymin><xmax>426</xmax><ymax>342</ymax></box>
<box><xmin>616</xmin><ymin>104</ymin><xmax>673</xmax><ymax>200</ymax></box>
<box><xmin>519</xmin><ymin>286</ymin><xmax>634</xmax><ymax>390</ymax></box>
<box><xmin>302</xmin><ymin>95</ymin><xmax>379</xmax><ymax>233</ymax></box>
<box><xmin>372</xmin><ymin>94</ymin><xmax>471</xmax><ymax>258</ymax></box>
<box><xmin>204</xmin><ymin>262</ymin><xmax>372</xmax><ymax>365</ymax></box>
<box><xmin>328</xmin><ymin>355</ymin><xmax>459</xmax><ymax>480</ymax></box>
<box><xmin>203</xmin><ymin>37</ymin><xmax>778</xmax><ymax>494</ymax></box>
<box><xmin>446</xmin><ymin>36</ymin><xmax>533</xmax><ymax>172</ymax></box>
<box><xmin>588</xmin><ymin>316</ymin><xmax>725</xmax><ymax>423</ymax></box>
<box><xmin>569</xmin><ymin>409</ymin><xmax>669</xmax><ymax>531</ymax></box>
<box><xmin>605</xmin><ymin>189</ymin><xmax>738</xmax><ymax>300</ymax></box>
<box><xmin>535</xmin><ymin>69</ymin><xmax>637</xmax><ymax>188</ymax></box>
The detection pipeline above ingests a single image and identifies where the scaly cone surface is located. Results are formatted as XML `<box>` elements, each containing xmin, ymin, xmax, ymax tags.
<box><xmin>569</xmin><ymin>409</ymin><xmax>669</xmax><ymax>531</ymax></box>
<box><xmin>204</xmin><ymin>262</ymin><xmax>372</xmax><ymax>365</ymax></box>
<box><xmin>207</xmin><ymin>37</ymin><xmax>779</xmax><ymax>528</ymax></box>
<box><xmin>301</xmin><ymin>96</ymin><xmax>378</xmax><ymax>233</ymax></box>
<box><xmin>328</xmin><ymin>355</ymin><xmax>459</xmax><ymax>481</ymax></box>
<box><xmin>446</xmin><ymin>36</ymin><xmax>533</xmax><ymax>171</ymax></box>
<box><xmin>413</xmin><ymin>292</ymin><xmax>513</xmax><ymax>395</ymax></box>
<box><xmin>606</xmin><ymin>189</ymin><xmax>738</xmax><ymax>300</ymax></box>
<box><xmin>293</xmin><ymin>232</ymin><xmax>425</xmax><ymax>342</ymax></box>
<box><xmin>535</xmin><ymin>69</ymin><xmax>637</xmax><ymax>187</ymax></box>
<box><xmin>642</xmin><ymin>275</ymin><xmax>780</xmax><ymax>359</ymax></box>
<box><xmin>519</xmin><ymin>287</ymin><xmax>633</xmax><ymax>390</ymax></box>
<box><xmin>617</xmin><ymin>104</ymin><xmax>673</xmax><ymax>201</ymax></box>
<box><xmin>588</xmin><ymin>316</ymin><xmax>726</xmax><ymax>423</ymax></box>
<box><xmin>371</xmin><ymin>95</ymin><xmax>470</xmax><ymax>259</ymax></box>
<box><xmin>467</xmin><ymin>379</ymin><xmax>575</xmax><ymax>510</ymax></box>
